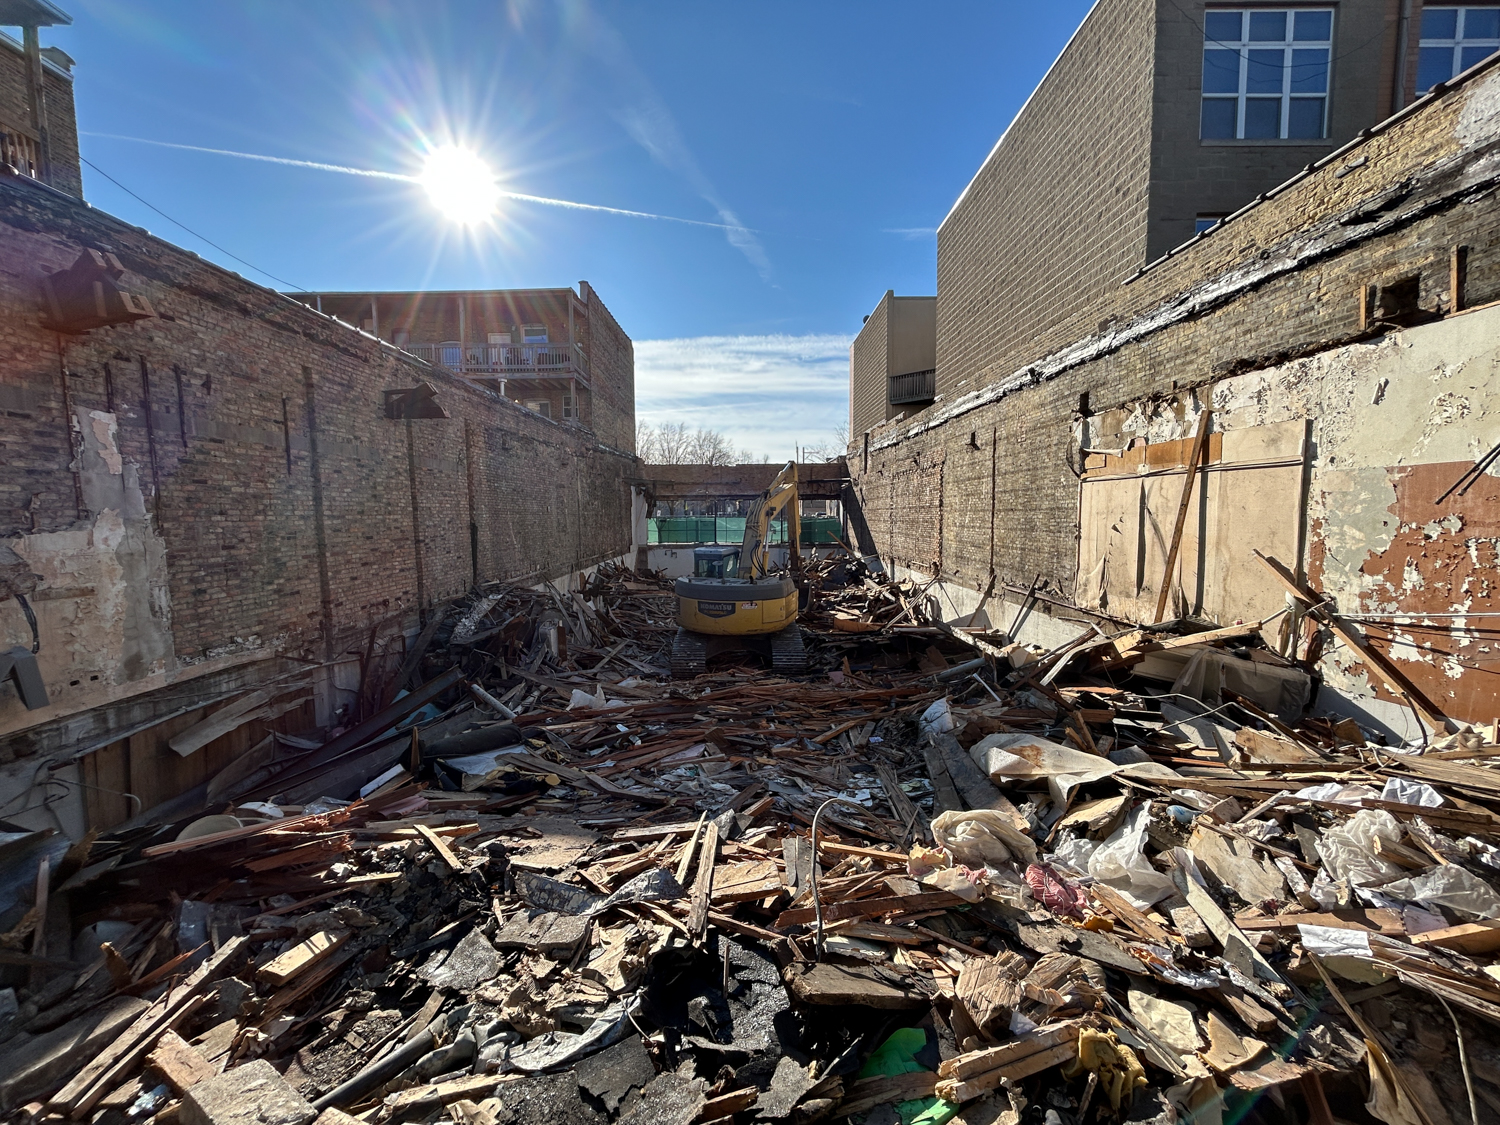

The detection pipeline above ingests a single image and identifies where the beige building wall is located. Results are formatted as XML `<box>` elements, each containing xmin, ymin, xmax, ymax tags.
<box><xmin>849</xmin><ymin>292</ymin><xmax>935</xmax><ymax>438</ymax></box>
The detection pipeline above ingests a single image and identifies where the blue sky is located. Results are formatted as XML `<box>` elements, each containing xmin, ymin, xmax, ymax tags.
<box><xmin>32</xmin><ymin>1</ymin><xmax>1094</xmax><ymax>459</ymax></box>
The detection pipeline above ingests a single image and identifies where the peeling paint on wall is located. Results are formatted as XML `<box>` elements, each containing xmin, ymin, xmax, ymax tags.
<box><xmin>0</xmin><ymin>406</ymin><xmax>176</xmax><ymax>735</ymax></box>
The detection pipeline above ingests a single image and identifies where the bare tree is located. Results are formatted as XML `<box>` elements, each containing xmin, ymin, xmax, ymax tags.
<box><xmin>637</xmin><ymin>421</ymin><xmax>745</xmax><ymax>466</ymax></box>
<box><xmin>797</xmin><ymin>421</ymin><xmax>852</xmax><ymax>463</ymax></box>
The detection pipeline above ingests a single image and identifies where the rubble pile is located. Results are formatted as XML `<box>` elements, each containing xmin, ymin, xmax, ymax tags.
<box><xmin>3</xmin><ymin>554</ymin><xmax>1499</xmax><ymax>1125</ymax></box>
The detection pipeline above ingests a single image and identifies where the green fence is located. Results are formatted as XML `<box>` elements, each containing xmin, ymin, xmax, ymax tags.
<box><xmin>648</xmin><ymin>516</ymin><xmax>843</xmax><ymax>546</ymax></box>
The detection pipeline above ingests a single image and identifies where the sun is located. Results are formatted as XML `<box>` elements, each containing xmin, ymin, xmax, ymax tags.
<box><xmin>419</xmin><ymin>145</ymin><xmax>500</xmax><ymax>225</ymax></box>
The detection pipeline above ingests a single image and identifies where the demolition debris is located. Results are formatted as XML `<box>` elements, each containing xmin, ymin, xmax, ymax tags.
<box><xmin>2</xmin><ymin>557</ymin><xmax>1499</xmax><ymax>1125</ymax></box>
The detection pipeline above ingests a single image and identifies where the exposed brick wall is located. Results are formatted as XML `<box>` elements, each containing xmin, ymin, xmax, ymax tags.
<box><xmin>853</xmin><ymin>62</ymin><xmax>1500</xmax><ymax>723</ymax></box>
<box><xmin>581</xmin><ymin>280</ymin><xmax>635</xmax><ymax>454</ymax></box>
<box><xmin>935</xmin><ymin>0</ymin><xmax>1156</xmax><ymax>402</ymax></box>
<box><xmin>0</xmin><ymin>174</ymin><xmax>635</xmax><ymax>742</ymax></box>
<box><xmin>0</xmin><ymin>37</ymin><xmax>80</xmax><ymax>197</ymax></box>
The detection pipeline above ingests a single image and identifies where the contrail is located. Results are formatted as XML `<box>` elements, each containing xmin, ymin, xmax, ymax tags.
<box><xmin>82</xmin><ymin>132</ymin><xmax>747</xmax><ymax>230</ymax></box>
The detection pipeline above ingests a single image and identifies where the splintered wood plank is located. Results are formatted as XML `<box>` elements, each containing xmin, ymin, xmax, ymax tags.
<box><xmin>710</xmin><ymin>860</ymin><xmax>783</xmax><ymax>905</ymax></box>
<box><xmin>256</xmin><ymin>930</ymin><xmax>350</xmax><ymax>987</ymax></box>
<box><xmin>415</xmin><ymin>823</ymin><xmax>465</xmax><ymax>871</ymax></box>
<box><xmin>774</xmin><ymin>890</ymin><xmax>965</xmax><ymax>930</ymax></box>
<box><xmin>145</xmin><ymin>1030</ymin><xmax>214</xmax><ymax>1094</ymax></box>
<box><xmin>688</xmin><ymin>821</ymin><xmax>719</xmax><ymax>938</ymax></box>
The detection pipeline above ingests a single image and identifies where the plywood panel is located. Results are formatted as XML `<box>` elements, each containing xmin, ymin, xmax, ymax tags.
<box><xmin>1077</xmin><ymin>419</ymin><xmax>1306</xmax><ymax>628</ymax></box>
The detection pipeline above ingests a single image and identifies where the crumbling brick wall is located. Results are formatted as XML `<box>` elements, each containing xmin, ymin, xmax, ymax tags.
<box><xmin>0</xmin><ymin>174</ymin><xmax>635</xmax><ymax>746</ymax></box>
<box><xmin>854</xmin><ymin>61</ymin><xmax>1500</xmax><ymax>725</ymax></box>
<box><xmin>0</xmin><ymin>39</ymin><xmax>80</xmax><ymax>197</ymax></box>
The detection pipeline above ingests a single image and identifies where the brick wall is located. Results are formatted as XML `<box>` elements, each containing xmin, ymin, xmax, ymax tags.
<box><xmin>1145</xmin><ymin>0</ymin><xmax>1401</xmax><ymax>260</ymax></box>
<box><xmin>581</xmin><ymin>280</ymin><xmax>635</xmax><ymax>454</ymax></box>
<box><xmin>936</xmin><ymin>0</ymin><xmax>1156</xmax><ymax>402</ymax></box>
<box><xmin>0</xmin><ymin>173</ymin><xmax>636</xmax><ymax>748</ymax></box>
<box><xmin>853</xmin><ymin>60</ymin><xmax>1500</xmax><ymax>726</ymax></box>
<box><xmin>0</xmin><ymin>35</ymin><xmax>80</xmax><ymax>197</ymax></box>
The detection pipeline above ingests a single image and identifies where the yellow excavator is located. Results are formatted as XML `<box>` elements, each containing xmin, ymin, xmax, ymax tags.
<box><xmin>672</xmin><ymin>461</ymin><xmax>807</xmax><ymax>677</ymax></box>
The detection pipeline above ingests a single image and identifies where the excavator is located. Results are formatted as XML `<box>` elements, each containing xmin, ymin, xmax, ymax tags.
<box><xmin>671</xmin><ymin>461</ymin><xmax>807</xmax><ymax>677</ymax></box>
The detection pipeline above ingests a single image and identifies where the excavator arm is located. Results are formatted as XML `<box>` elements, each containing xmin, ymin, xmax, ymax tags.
<box><xmin>740</xmin><ymin>461</ymin><xmax>800</xmax><ymax>578</ymax></box>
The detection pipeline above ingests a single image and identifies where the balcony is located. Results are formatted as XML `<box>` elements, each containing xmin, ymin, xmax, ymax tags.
<box><xmin>888</xmin><ymin>368</ymin><xmax>936</xmax><ymax>405</ymax></box>
<box><xmin>405</xmin><ymin>341</ymin><xmax>590</xmax><ymax>387</ymax></box>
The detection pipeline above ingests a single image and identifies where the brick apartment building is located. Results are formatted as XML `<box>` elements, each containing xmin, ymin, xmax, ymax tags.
<box><xmin>848</xmin><ymin>0</ymin><xmax>1500</xmax><ymax>739</ymax></box>
<box><xmin>0</xmin><ymin>1</ymin><xmax>641</xmax><ymax>835</ymax></box>
<box><xmin>851</xmin><ymin>0</ymin><xmax>1500</xmax><ymax>431</ymax></box>
<box><xmin>0</xmin><ymin>0</ymin><xmax>78</xmax><ymax>197</ymax></box>
<box><xmin>294</xmin><ymin>287</ymin><xmax>636</xmax><ymax>454</ymax></box>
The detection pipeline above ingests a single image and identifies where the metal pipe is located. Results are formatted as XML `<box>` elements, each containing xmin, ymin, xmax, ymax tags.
<box><xmin>470</xmin><ymin>682</ymin><xmax>516</xmax><ymax>719</ymax></box>
<box><xmin>1392</xmin><ymin>0</ymin><xmax>1415</xmax><ymax>115</ymax></box>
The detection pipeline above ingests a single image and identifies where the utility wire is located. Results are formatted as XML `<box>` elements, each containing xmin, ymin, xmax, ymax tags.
<box><xmin>79</xmin><ymin>155</ymin><xmax>307</xmax><ymax>292</ymax></box>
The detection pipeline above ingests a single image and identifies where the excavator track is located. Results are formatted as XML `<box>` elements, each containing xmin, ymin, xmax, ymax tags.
<box><xmin>671</xmin><ymin>628</ymin><xmax>709</xmax><ymax>678</ymax></box>
<box><xmin>770</xmin><ymin>624</ymin><xmax>807</xmax><ymax>675</ymax></box>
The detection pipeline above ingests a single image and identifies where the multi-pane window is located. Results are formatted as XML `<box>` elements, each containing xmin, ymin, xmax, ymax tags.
<box><xmin>1418</xmin><ymin>7</ymin><xmax>1500</xmax><ymax>93</ymax></box>
<box><xmin>1201</xmin><ymin>9</ymin><xmax>1333</xmax><ymax>140</ymax></box>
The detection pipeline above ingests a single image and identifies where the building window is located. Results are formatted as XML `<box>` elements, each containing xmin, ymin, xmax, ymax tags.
<box><xmin>522</xmin><ymin>325</ymin><xmax>548</xmax><ymax>344</ymax></box>
<box><xmin>525</xmin><ymin>399</ymin><xmax>551</xmax><ymax>419</ymax></box>
<box><xmin>1201</xmin><ymin>9</ymin><xmax>1333</xmax><ymax>140</ymax></box>
<box><xmin>562</xmin><ymin>393</ymin><xmax>578</xmax><ymax>421</ymax></box>
<box><xmin>1195</xmin><ymin>213</ymin><xmax>1230</xmax><ymax>234</ymax></box>
<box><xmin>1418</xmin><ymin>7</ymin><xmax>1500</xmax><ymax>93</ymax></box>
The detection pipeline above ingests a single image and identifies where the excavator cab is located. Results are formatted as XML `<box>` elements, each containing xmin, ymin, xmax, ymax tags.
<box><xmin>692</xmin><ymin>546</ymin><xmax>741</xmax><ymax>580</ymax></box>
<box><xmin>671</xmin><ymin>462</ymin><xmax>807</xmax><ymax>678</ymax></box>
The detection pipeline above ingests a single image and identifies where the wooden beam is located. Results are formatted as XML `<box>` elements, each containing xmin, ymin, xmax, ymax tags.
<box><xmin>1253</xmin><ymin>551</ymin><xmax>1450</xmax><ymax>732</ymax></box>
<box><xmin>1155</xmin><ymin>407</ymin><xmax>1213</xmax><ymax>622</ymax></box>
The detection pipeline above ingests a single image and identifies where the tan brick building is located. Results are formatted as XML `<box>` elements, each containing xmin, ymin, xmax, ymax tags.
<box><xmin>294</xmin><ymin>287</ymin><xmax>636</xmax><ymax>454</ymax></box>
<box><xmin>849</xmin><ymin>292</ymin><xmax>935</xmax><ymax>438</ymax></box>
<box><xmin>850</xmin><ymin>11</ymin><xmax>1500</xmax><ymax>738</ymax></box>
<box><xmin>0</xmin><ymin>0</ymin><xmax>80</xmax><ymax>197</ymax></box>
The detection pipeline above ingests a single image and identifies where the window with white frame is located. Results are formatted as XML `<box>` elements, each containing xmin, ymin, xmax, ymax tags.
<box><xmin>1418</xmin><ymin>7</ymin><xmax>1500</xmax><ymax>93</ymax></box>
<box><xmin>522</xmin><ymin>325</ymin><xmax>548</xmax><ymax>344</ymax></box>
<box><xmin>562</xmin><ymin>393</ymin><xmax>578</xmax><ymax>421</ymax></box>
<box><xmin>1201</xmin><ymin>9</ymin><xmax>1333</xmax><ymax>140</ymax></box>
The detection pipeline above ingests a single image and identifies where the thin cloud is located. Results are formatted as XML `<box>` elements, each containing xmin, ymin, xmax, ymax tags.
<box><xmin>882</xmin><ymin>227</ymin><xmax>938</xmax><ymax>239</ymax></box>
<box><xmin>562</xmin><ymin>1</ymin><xmax>773</xmax><ymax>281</ymax></box>
<box><xmin>81</xmin><ymin>132</ymin><xmax>747</xmax><ymax>232</ymax></box>
<box><xmin>636</xmin><ymin>334</ymin><xmax>852</xmax><ymax>460</ymax></box>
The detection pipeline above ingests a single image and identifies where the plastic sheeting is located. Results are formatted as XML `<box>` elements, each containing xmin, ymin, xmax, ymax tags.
<box><xmin>969</xmin><ymin>732</ymin><xmax>1122</xmax><ymax>805</ymax></box>
<box><xmin>1383</xmin><ymin>865</ymin><xmax>1500</xmax><ymax>920</ymax></box>
<box><xmin>931</xmin><ymin>808</ymin><xmax>1039</xmax><ymax>868</ymax></box>
<box><xmin>1315</xmin><ymin>810</ymin><xmax>1405</xmax><ymax>889</ymax></box>
<box><xmin>1089</xmin><ymin>805</ymin><xmax>1175</xmax><ymax>909</ymax></box>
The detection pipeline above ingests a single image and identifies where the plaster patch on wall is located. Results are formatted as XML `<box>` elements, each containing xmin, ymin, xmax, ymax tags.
<box><xmin>87</xmin><ymin>411</ymin><xmax>122</xmax><ymax>475</ymax></box>
<box><xmin>0</xmin><ymin>406</ymin><xmax>176</xmax><ymax>734</ymax></box>
<box><xmin>1456</xmin><ymin>66</ymin><xmax>1500</xmax><ymax>146</ymax></box>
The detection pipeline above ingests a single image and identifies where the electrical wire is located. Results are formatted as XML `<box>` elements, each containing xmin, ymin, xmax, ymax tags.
<box><xmin>79</xmin><ymin>156</ymin><xmax>307</xmax><ymax>292</ymax></box>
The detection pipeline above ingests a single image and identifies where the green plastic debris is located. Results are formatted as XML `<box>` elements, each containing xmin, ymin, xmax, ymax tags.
<box><xmin>855</xmin><ymin>1028</ymin><xmax>960</xmax><ymax>1125</ymax></box>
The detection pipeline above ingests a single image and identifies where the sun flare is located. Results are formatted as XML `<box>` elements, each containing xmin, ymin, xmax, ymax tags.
<box><xmin>419</xmin><ymin>145</ymin><xmax>500</xmax><ymax>224</ymax></box>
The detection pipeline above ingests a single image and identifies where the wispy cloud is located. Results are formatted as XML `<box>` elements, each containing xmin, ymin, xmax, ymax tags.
<box><xmin>882</xmin><ymin>227</ymin><xmax>937</xmax><ymax>239</ymax></box>
<box><xmin>636</xmin><ymin>334</ymin><xmax>852</xmax><ymax>460</ymax></box>
<box><xmin>562</xmin><ymin>0</ymin><xmax>773</xmax><ymax>281</ymax></box>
